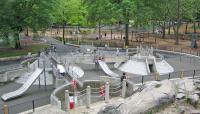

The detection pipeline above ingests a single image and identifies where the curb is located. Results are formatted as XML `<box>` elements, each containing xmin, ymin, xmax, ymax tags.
<box><xmin>0</xmin><ymin>54</ymin><xmax>38</xmax><ymax>62</ymax></box>
<box><xmin>65</xmin><ymin>43</ymin><xmax>80</xmax><ymax>47</ymax></box>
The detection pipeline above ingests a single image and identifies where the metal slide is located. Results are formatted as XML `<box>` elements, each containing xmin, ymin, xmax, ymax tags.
<box><xmin>1</xmin><ymin>68</ymin><xmax>43</xmax><ymax>101</ymax></box>
<box><xmin>98</xmin><ymin>60</ymin><xmax>119</xmax><ymax>78</ymax></box>
<box><xmin>66</xmin><ymin>65</ymin><xmax>84</xmax><ymax>87</ymax></box>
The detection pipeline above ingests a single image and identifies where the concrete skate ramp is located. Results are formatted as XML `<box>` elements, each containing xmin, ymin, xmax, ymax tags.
<box><xmin>118</xmin><ymin>60</ymin><xmax>149</xmax><ymax>75</ymax></box>
<box><xmin>68</xmin><ymin>65</ymin><xmax>84</xmax><ymax>78</ymax></box>
<box><xmin>67</xmin><ymin>65</ymin><xmax>84</xmax><ymax>87</ymax></box>
<box><xmin>156</xmin><ymin>60</ymin><xmax>174</xmax><ymax>75</ymax></box>
<box><xmin>98</xmin><ymin>60</ymin><xmax>119</xmax><ymax>77</ymax></box>
<box><xmin>1</xmin><ymin>68</ymin><xmax>43</xmax><ymax>101</ymax></box>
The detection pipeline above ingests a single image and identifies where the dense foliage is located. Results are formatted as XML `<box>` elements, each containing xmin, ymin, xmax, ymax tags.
<box><xmin>0</xmin><ymin>0</ymin><xmax>199</xmax><ymax>48</ymax></box>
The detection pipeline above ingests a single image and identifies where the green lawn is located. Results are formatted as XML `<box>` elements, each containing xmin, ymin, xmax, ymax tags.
<box><xmin>0</xmin><ymin>44</ymin><xmax>50</xmax><ymax>58</ymax></box>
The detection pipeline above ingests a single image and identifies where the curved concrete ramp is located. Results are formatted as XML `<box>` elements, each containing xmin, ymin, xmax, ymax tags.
<box><xmin>156</xmin><ymin>60</ymin><xmax>174</xmax><ymax>75</ymax></box>
<box><xmin>1</xmin><ymin>68</ymin><xmax>43</xmax><ymax>101</ymax></box>
<box><xmin>118</xmin><ymin>60</ymin><xmax>149</xmax><ymax>75</ymax></box>
<box><xmin>98</xmin><ymin>60</ymin><xmax>119</xmax><ymax>78</ymax></box>
<box><xmin>67</xmin><ymin>65</ymin><xmax>84</xmax><ymax>87</ymax></box>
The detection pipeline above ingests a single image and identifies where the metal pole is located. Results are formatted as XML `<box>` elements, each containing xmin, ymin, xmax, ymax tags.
<box><xmin>122</xmin><ymin>79</ymin><xmax>127</xmax><ymax>98</ymax></box>
<box><xmin>168</xmin><ymin>73</ymin><xmax>171</xmax><ymax>80</ymax></box>
<box><xmin>39</xmin><ymin>76</ymin><xmax>41</xmax><ymax>88</ymax></box>
<box><xmin>142</xmin><ymin>76</ymin><xmax>144</xmax><ymax>84</ymax></box>
<box><xmin>86</xmin><ymin>86</ymin><xmax>91</xmax><ymax>108</ymax></box>
<box><xmin>32</xmin><ymin>100</ymin><xmax>35</xmax><ymax>112</ymax></box>
<box><xmin>193</xmin><ymin>70</ymin><xmax>196</xmax><ymax>79</ymax></box>
<box><xmin>38</xmin><ymin>58</ymin><xmax>41</xmax><ymax>88</ymax></box>
<box><xmin>65</xmin><ymin>90</ymin><xmax>70</xmax><ymax>111</ymax></box>
<box><xmin>43</xmin><ymin>59</ymin><xmax>47</xmax><ymax>91</ymax></box>
<box><xmin>38</xmin><ymin>58</ymin><xmax>40</xmax><ymax>68</ymax></box>
<box><xmin>105</xmin><ymin>82</ymin><xmax>109</xmax><ymax>103</ymax></box>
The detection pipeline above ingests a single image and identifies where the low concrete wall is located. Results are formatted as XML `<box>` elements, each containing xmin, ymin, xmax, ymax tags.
<box><xmin>0</xmin><ymin>67</ymin><xmax>28</xmax><ymax>83</ymax></box>
<box><xmin>50</xmin><ymin>79</ymin><xmax>122</xmax><ymax>110</ymax></box>
<box><xmin>0</xmin><ymin>54</ymin><xmax>38</xmax><ymax>62</ymax></box>
<box><xmin>50</xmin><ymin>83</ymin><xmax>72</xmax><ymax>110</ymax></box>
<box><xmin>50</xmin><ymin>94</ymin><xmax>62</xmax><ymax>109</ymax></box>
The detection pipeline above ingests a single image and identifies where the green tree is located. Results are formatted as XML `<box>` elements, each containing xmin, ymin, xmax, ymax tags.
<box><xmin>55</xmin><ymin>0</ymin><xmax>87</xmax><ymax>44</ymax></box>
<box><xmin>84</xmin><ymin>0</ymin><xmax>114</xmax><ymax>39</ymax></box>
<box><xmin>111</xmin><ymin>0</ymin><xmax>135</xmax><ymax>46</ymax></box>
<box><xmin>0</xmin><ymin>0</ymin><xmax>56</xmax><ymax>48</ymax></box>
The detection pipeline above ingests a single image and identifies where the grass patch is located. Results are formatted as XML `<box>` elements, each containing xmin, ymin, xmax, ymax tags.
<box><xmin>0</xmin><ymin>44</ymin><xmax>50</xmax><ymax>58</ymax></box>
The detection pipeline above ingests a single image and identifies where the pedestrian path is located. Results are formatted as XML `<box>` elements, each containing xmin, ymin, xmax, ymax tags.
<box><xmin>21</xmin><ymin>97</ymin><xmax>123</xmax><ymax>114</ymax></box>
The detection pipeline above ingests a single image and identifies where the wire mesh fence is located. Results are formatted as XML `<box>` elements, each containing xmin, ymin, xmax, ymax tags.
<box><xmin>91</xmin><ymin>87</ymin><xmax>105</xmax><ymax>104</ymax></box>
<box><xmin>76</xmin><ymin>89</ymin><xmax>87</xmax><ymax>107</ymax></box>
<box><xmin>109</xmin><ymin>84</ymin><xmax>122</xmax><ymax>97</ymax></box>
<box><xmin>128</xmin><ymin>69</ymin><xmax>200</xmax><ymax>85</ymax></box>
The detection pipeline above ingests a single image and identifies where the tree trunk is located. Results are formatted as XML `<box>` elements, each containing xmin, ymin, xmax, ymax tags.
<box><xmin>125</xmin><ymin>23</ymin><xmax>129</xmax><ymax>46</ymax></box>
<box><xmin>162</xmin><ymin>21</ymin><xmax>166</xmax><ymax>39</ymax></box>
<box><xmin>111</xmin><ymin>29</ymin><xmax>112</xmax><ymax>40</ymax></box>
<box><xmin>185</xmin><ymin>22</ymin><xmax>188</xmax><ymax>34</ymax></box>
<box><xmin>4</xmin><ymin>33</ymin><xmax>9</xmax><ymax>45</ymax></box>
<box><xmin>56</xmin><ymin>25</ymin><xmax>59</xmax><ymax>35</ymax></box>
<box><xmin>168</xmin><ymin>22</ymin><xmax>171</xmax><ymax>35</ymax></box>
<box><xmin>99</xmin><ymin>22</ymin><xmax>101</xmax><ymax>39</ymax></box>
<box><xmin>175</xmin><ymin>0</ymin><xmax>180</xmax><ymax>45</ymax></box>
<box><xmin>162</xmin><ymin>22</ymin><xmax>166</xmax><ymax>39</ymax></box>
<box><xmin>62</xmin><ymin>23</ymin><xmax>65</xmax><ymax>44</ymax></box>
<box><xmin>174</xmin><ymin>24</ymin><xmax>180</xmax><ymax>45</ymax></box>
<box><xmin>51</xmin><ymin>26</ymin><xmax>52</xmax><ymax>36</ymax></box>
<box><xmin>25</xmin><ymin>28</ymin><xmax>29</xmax><ymax>36</ymax></box>
<box><xmin>14</xmin><ymin>32</ymin><xmax>21</xmax><ymax>49</ymax></box>
<box><xmin>153</xmin><ymin>22</ymin><xmax>155</xmax><ymax>33</ymax></box>
<box><xmin>121</xmin><ymin>25</ymin><xmax>122</xmax><ymax>40</ymax></box>
<box><xmin>131</xmin><ymin>31</ymin><xmax>133</xmax><ymax>42</ymax></box>
<box><xmin>194</xmin><ymin>22</ymin><xmax>196</xmax><ymax>33</ymax></box>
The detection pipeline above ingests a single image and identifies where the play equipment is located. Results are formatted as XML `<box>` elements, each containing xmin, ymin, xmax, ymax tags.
<box><xmin>119</xmin><ymin>60</ymin><xmax>149</xmax><ymax>75</ymax></box>
<box><xmin>156</xmin><ymin>60</ymin><xmax>174</xmax><ymax>75</ymax></box>
<box><xmin>66</xmin><ymin>65</ymin><xmax>84</xmax><ymax>87</ymax></box>
<box><xmin>98</xmin><ymin>60</ymin><xmax>119</xmax><ymax>77</ymax></box>
<box><xmin>1</xmin><ymin>68</ymin><xmax>43</xmax><ymax>101</ymax></box>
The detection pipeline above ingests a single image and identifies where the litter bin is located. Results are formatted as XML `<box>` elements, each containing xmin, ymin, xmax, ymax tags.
<box><xmin>69</xmin><ymin>96</ymin><xmax>77</xmax><ymax>109</ymax></box>
<box><xmin>70</xmin><ymin>100</ymin><xmax>74</xmax><ymax>109</ymax></box>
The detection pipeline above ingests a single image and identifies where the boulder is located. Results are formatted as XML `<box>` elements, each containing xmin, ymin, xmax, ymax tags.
<box><xmin>118</xmin><ymin>80</ymin><xmax>175</xmax><ymax>114</ymax></box>
<box><xmin>178</xmin><ymin>106</ymin><xmax>185</xmax><ymax>114</ymax></box>
<box><xmin>188</xmin><ymin>94</ymin><xmax>199</xmax><ymax>105</ymax></box>
<box><xmin>175</xmin><ymin>79</ymin><xmax>196</xmax><ymax>93</ymax></box>
<box><xmin>97</xmin><ymin>104</ymin><xmax>122</xmax><ymax>114</ymax></box>
<box><xmin>97</xmin><ymin>79</ymin><xmax>197</xmax><ymax>114</ymax></box>
<box><xmin>176</xmin><ymin>93</ymin><xmax>185</xmax><ymax>100</ymax></box>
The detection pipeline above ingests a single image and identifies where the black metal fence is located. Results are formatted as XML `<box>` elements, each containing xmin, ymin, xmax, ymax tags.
<box><xmin>0</xmin><ymin>95</ymin><xmax>50</xmax><ymax>114</ymax></box>
<box><xmin>129</xmin><ymin>69</ymin><xmax>200</xmax><ymax>84</ymax></box>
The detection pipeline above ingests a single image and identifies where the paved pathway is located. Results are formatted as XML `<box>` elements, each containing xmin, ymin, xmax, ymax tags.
<box><xmin>43</xmin><ymin>37</ymin><xmax>78</xmax><ymax>56</ymax></box>
<box><xmin>0</xmin><ymin>37</ymin><xmax>78</xmax><ymax>114</ymax></box>
<box><xmin>1</xmin><ymin>37</ymin><xmax>200</xmax><ymax>114</ymax></box>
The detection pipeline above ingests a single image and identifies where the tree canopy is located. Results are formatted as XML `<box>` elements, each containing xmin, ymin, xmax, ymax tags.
<box><xmin>0</xmin><ymin>0</ymin><xmax>200</xmax><ymax>48</ymax></box>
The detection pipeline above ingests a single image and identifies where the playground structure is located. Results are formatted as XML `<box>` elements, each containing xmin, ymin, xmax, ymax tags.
<box><xmin>1</xmin><ymin>68</ymin><xmax>43</xmax><ymax>101</ymax></box>
<box><xmin>1</xmin><ymin>44</ymin><xmax>200</xmax><ymax>113</ymax></box>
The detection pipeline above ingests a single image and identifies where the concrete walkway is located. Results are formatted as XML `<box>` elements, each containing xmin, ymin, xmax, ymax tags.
<box><xmin>21</xmin><ymin>97</ymin><xmax>123</xmax><ymax>114</ymax></box>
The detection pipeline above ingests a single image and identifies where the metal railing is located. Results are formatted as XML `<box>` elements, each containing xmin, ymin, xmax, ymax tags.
<box><xmin>128</xmin><ymin>69</ymin><xmax>200</xmax><ymax>85</ymax></box>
